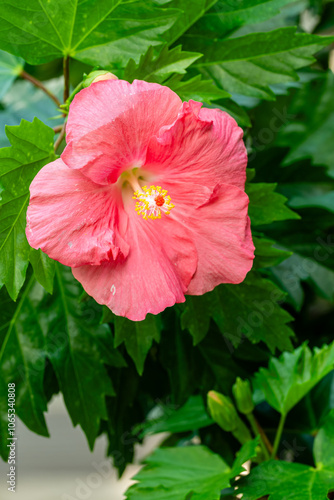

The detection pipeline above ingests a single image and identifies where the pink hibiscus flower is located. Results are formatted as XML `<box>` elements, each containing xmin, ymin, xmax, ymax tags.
<box><xmin>26</xmin><ymin>79</ymin><xmax>254</xmax><ymax>321</ymax></box>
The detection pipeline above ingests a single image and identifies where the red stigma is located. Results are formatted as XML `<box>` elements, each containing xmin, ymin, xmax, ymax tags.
<box><xmin>155</xmin><ymin>194</ymin><xmax>165</xmax><ymax>207</ymax></box>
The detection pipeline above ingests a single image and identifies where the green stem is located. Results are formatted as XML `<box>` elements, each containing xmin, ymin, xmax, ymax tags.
<box><xmin>271</xmin><ymin>413</ymin><xmax>287</xmax><ymax>459</ymax></box>
<box><xmin>247</xmin><ymin>413</ymin><xmax>271</xmax><ymax>461</ymax></box>
<box><xmin>232</xmin><ymin>418</ymin><xmax>253</xmax><ymax>445</ymax></box>
<box><xmin>20</xmin><ymin>70</ymin><xmax>61</xmax><ymax>107</ymax></box>
<box><xmin>63</xmin><ymin>55</ymin><xmax>70</xmax><ymax>103</ymax></box>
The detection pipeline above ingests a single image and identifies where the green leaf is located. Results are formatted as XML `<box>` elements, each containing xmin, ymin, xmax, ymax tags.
<box><xmin>127</xmin><ymin>446</ymin><xmax>232</xmax><ymax>500</ymax></box>
<box><xmin>139</xmin><ymin>395</ymin><xmax>213</xmax><ymax>437</ymax></box>
<box><xmin>160</xmin><ymin>319</ymin><xmax>202</xmax><ymax>405</ymax></box>
<box><xmin>181</xmin><ymin>294</ymin><xmax>212</xmax><ymax>345</ymax></box>
<box><xmin>0</xmin><ymin>118</ymin><xmax>55</xmax><ymax>299</ymax></box>
<box><xmin>114</xmin><ymin>314</ymin><xmax>160</xmax><ymax>375</ymax></box>
<box><xmin>104</xmin><ymin>364</ymin><xmax>140</xmax><ymax>474</ymax></box>
<box><xmin>29</xmin><ymin>248</ymin><xmax>55</xmax><ymax>294</ymax></box>
<box><xmin>263</xmin><ymin>178</ymin><xmax>334</xmax><ymax>307</ymax></box>
<box><xmin>123</xmin><ymin>44</ymin><xmax>229</xmax><ymax>104</ymax></box>
<box><xmin>182</xmin><ymin>28</ymin><xmax>333</xmax><ymax>100</ymax></box>
<box><xmin>231</xmin><ymin>0</ymin><xmax>308</xmax><ymax>38</ymax></box>
<box><xmin>239</xmin><ymin>460</ymin><xmax>334</xmax><ymax>500</ymax></box>
<box><xmin>184</xmin><ymin>237</ymin><xmax>293</xmax><ymax>345</ymax></box>
<box><xmin>247</xmin><ymin>183</ymin><xmax>300</xmax><ymax>226</ymax></box>
<box><xmin>230</xmin><ymin>436</ymin><xmax>260</xmax><ymax>478</ymax></box>
<box><xmin>44</xmin><ymin>264</ymin><xmax>115</xmax><ymax>448</ymax></box>
<box><xmin>211</xmin><ymin>98</ymin><xmax>251</xmax><ymax>127</ymax></box>
<box><xmin>238</xmin><ymin>411</ymin><xmax>334</xmax><ymax>500</ymax></box>
<box><xmin>0</xmin><ymin>266</ymin><xmax>123</xmax><ymax>459</ymax></box>
<box><xmin>212</xmin><ymin>272</ymin><xmax>295</xmax><ymax>352</ymax></box>
<box><xmin>187</xmin><ymin>0</ymin><xmax>295</xmax><ymax>40</ymax></box>
<box><xmin>253</xmin><ymin>236</ymin><xmax>292</xmax><ymax>269</ymax></box>
<box><xmin>271</xmin><ymin>250</ymin><xmax>334</xmax><ymax>310</ymax></box>
<box><xmin>198</xmin><ymin>330</ymin><xmax>250</xmax><ymax>393</ymax></box>
<box><xmin>0</xmin><ymin>276</ymin><xmax>49</xmax><ymax>461</ymax></box>
<box><xmin>0</xmin><ymin>1</ymin><xmax>180</xmax><ymax>67</ymax></box>
<box><xmin>162</xmin><ymin>0</ymin><xmax>217</xmax><ymax>46</ymax></box>
<box><xmin>288</xmin><ymin>192</ymin><xmax>334</xmax><ymax>214</ymax></box>
<box><xmin>93</xmin><ymin>322</ymin><xmax>127</xmax><ymax>369</ymax></box>
<box><xmin>166</xmin><ymin>74</ymin><xmax>230</xmax><ymax>103</ymax></box>
<box><xmin>278</xmin><ymin>71</ymin><xmax>334</xmax><ymax>177</ymax></box>
<box><xmin>0</xmin><ymin>49</ymin><xmax>23</xmax><ymax>100</ymax></box>
<box><xmin>127</xmin><ymin>439</ymin><xmax>260</xmax><ymax>500</ymax></box>
<box><xmin>254</xmin><ymin>342</ymin><xmax>334</xmax><ymax>416</ymax></box>
<box><xmin>314</xmin><ymin>409</ymin><xmax>334</xmax><ymax>468</ymax></box>
<box><xmin>124</xmin><ymin>45</ymin><xmax>202</xmax><ymax>83</ymax></box>
<box><xmin>182</xmin><ymin>272</ymin><xmax>294</xmax><ymax>353</ymax></box>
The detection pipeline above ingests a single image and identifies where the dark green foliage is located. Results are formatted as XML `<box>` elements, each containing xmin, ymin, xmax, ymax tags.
<box><xmin>0</xmin><ymin>277</ymin><xmax>49</xmax><ymax>460</ymax></box>
<box><xmin>0</xmin><ymin>1</ymin><xmax>333</xmax><ymax>499</ymax></box>
<box><xmin>114</xmin><ymin>314</ymin><xmax>160</xmax><ymax>375</ymax></box>
<box><xmin>278</xmin><ymin>71</ymin><xmax>334</xmax><ymax>177</ymax></box>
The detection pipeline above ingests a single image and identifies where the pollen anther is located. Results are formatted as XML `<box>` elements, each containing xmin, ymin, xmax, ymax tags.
<box><xmin>133</xmin><ymin>185</ymin><xmax>174</xmax><ymax>220</ymax></box>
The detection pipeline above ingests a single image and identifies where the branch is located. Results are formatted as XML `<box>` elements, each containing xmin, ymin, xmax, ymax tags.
<box><xmin>53</xmin><ymin>125</ymin><xmax>63</xmax><ymax>134</ymax></box>
<box><xmin>20</xmin><ymin>70</ymin><xmax>61</xmax><ymax>107</ymax></box>
<box><xmin>54</xmin><ymin>123</ymin><xmax>66</xmax><ymax>153</ymax></box>
<box><xmin>246</xmin><ymin>413</ymin><xmax>271</xmax><ymax>461</ymax></box>
<box><xmin>254</xmin><ymin>417</ymin><xmax>275</xmax><ymax>457</ymax></box>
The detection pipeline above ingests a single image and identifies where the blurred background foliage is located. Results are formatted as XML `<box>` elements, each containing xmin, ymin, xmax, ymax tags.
<box><xmin>0</xmin><ymin>0</ymin><xmax>334</xmax><ymax>499</ymax></box>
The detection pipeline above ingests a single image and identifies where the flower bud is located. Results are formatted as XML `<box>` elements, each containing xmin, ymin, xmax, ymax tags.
<box><xmin>83</xmin><ymin>71</ymin><xmax>118</xmax><ymax>88</ymax></box>
<box><xmin>207</xmin><ymin>390</ymin><xmax>239</xmax><ymax>432</ymax></box>
<box><xmin>232</xmin><ymin>378</ymin><xmax>254</xmax><ymax>415</ymax></box>
<box><xmin>207</xmin><ymin>390</ymin><xmax>253</xmax><ymax>445</ymax></box>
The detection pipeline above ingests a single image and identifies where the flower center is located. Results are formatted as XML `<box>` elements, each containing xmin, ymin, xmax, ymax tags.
<box><xmin>133</xmin><ymin>185</ymin><xmax>174</xmax><ymax>220</ymax></box>
<box><xmin>155</xmin><ymin>194</ymin><xmax>165</xmax><ymax>207</ymax></box>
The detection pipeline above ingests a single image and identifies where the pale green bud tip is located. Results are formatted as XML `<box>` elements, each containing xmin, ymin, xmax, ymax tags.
<box><xmin>83</xmin><ymin>71</ymin><xmax>118</xmax><ymax>88</ymax></box>
<box><xmin>232</xmin><ymin>378</ymin><xmax>254</xmax><ymax>415</ymax></box>
<box><xmin>207</xmin><ymin>390</ymin><xmax>239</xmax><ymax>432</ymax></box>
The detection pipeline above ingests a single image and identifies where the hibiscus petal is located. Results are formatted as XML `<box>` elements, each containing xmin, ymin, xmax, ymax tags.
<box><xmin>62</xmin><ymin>79</ymin><xmax>182</xmax><ymax>185</ymax></box>
<box><xmin>145</xmin><ymin>100</ymin><xmax>247</xmax><ymax>191</ymax></box>
<box><xmin>26</xmin><ymin>159</ymin><xmax>129</xmax><ymax>267</ymax></box>
<box><xmin>72</xmin><ymin>212</ymin><xmax>198</xmax><ymax>321</ymax></box>
<box><xmin>185</xmin><ymin>183</ymin><xmax>255</xmax><ymax>295</ymax></box>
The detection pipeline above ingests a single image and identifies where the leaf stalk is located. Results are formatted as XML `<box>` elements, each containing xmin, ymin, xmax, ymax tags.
<box><xmin>63</xmin><ymin>56</ymin><xmax>70</xmax><ymax>103</ymax></box>
<box><xmin>271</xmin><ymin>413</ymin><xmax>287</xmax><ymax>459</ymax></box>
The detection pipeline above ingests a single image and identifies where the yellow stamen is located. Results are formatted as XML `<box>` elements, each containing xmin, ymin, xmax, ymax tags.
<box><xmin>133</xmin><ymin>185</ymin><xmax>174</xmax><ymax>220</ymax></box>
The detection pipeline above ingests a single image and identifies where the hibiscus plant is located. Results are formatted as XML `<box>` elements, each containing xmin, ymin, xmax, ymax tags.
<box><xmin>1</xmin><ymin>1</ymin><xmax>334</xmax><ymax>499</ymax></box>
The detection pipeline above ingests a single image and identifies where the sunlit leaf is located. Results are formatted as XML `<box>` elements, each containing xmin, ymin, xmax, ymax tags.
<box><xmin>183</xmin><ymin>28</ymin><xmax>334</xmax><ymax>100</ymax></box>
<box><xmin>0</xmin><ymin>0</ymin><xmax>180</xmax><ymax>67</ymax></box>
